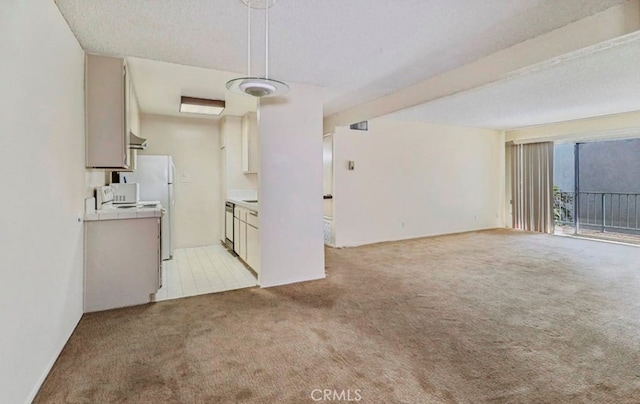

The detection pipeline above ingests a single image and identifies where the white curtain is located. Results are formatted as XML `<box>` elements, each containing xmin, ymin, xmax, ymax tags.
<box><xmin>511</xmin><ymin>142</ymin><xmax>554</xmax><ymax>233</ymax></box>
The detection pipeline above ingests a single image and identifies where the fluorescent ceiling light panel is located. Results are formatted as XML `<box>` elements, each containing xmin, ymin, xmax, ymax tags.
<box><xmin>179</xmin><ymin>96</ymin><xmax>225</xmax><ymax>115</ymax></box>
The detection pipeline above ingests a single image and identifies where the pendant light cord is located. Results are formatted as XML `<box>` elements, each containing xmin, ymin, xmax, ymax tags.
<box><xmin>265</xmin><ymin>3</ymin><xmax>269</xmax><ymax>80</ymax></box>
<box><xmin>247</xmin><ymin>0</ymin><xmax>272</xmax><ymax>79</ymax></box>
<box><xmin>247</xmin><ymin>1</ymin><xmax>251</xmax><ymax>76</ymax></box>
<box><xmin>225</xmin><ymin>0</ymin><xmax>289</xmax><ymax>97</ymax></box>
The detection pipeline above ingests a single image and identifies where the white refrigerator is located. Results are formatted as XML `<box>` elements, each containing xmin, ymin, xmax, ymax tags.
<box><xmin>120</xmin><ymin>155</ymin><xmax>175</xmax><ymax>261</ymax></box>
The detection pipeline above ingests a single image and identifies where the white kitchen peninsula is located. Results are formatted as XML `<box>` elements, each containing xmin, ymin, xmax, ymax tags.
<box><xmin>84</xmin><ymin>207</ymin><xmax>162</xmax><ymax>312</ymax></box>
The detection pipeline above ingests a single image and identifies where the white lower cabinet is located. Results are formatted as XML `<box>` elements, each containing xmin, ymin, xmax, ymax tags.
<box><xmin>232</xmin><ymin>205</ymin><xmax>259</xmax><ymax>273</ymax></box>
<box><xmin>233</xmin><ymin>216</ymin><xmax>241</xmax><ymax>255</ymax></box>
<box><xmin>239</xmin><ymin>218</ymin><xmax>247</xmax><ymax>260</ymax></box>
<box><xmin>233</xmin><ymin>207</ymin><xmax>247</xmax><ymax>260</ymax></box>
<box><xmin>84</xmin><ymin>217</ymin><xmax>161</xmax><ymax>312</ymax></box>
<box><xmin>246</xmin><ymin>223</ymin><xmax>259</xmax><ymax>274</ymax></box>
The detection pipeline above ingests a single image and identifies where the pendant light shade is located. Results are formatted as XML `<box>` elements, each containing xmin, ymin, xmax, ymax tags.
<box><xmin>226</xmin><ymin>77</ymin><xmax>289</xmax><ymax>98</ymax></box>
<box><xmin>226</xmin><ymin>0</ymin><xmax>289</xmax><ymax>98</ymax></box>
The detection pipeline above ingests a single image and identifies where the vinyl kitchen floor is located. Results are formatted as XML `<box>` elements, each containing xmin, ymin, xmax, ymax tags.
<box><xmin>154</xmin><ymin>244</ymin><xmax>258</xmax><ymax>301</ymax></box>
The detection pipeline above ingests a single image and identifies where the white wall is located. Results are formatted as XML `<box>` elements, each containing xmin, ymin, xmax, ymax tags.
<box><xmin>259</xmin><ymin>83</ymin><xmax>326</xmax><ymax>287</ymax></box>
<box><xmin>140</xmin><ymin>114</ymin><xmax>221</xmax><ymax>247</ymax></box>
<box><xmin>333</xmin><ymin>119</ymin><xmax>504</xmax><ymax>247</ymax></box>
<box><xmin>0</xmin><ymin>2</ymin><xmax>86</xmax><ymax>403</ymax></box>
<box><xmin>86</xmin><ymin>170</ymin><xmax>108</xmax><ymax>196</ymax></box>
<box><xmin>221</xmin><ymin>116</ymin><xmax>258</xmax><ymax>192</ymax></box>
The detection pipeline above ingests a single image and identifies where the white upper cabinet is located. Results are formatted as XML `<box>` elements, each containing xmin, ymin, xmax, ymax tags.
<box><xmin>121</xmin><ymin>78</ymin><xmax>141</xmax><ymax>172</ymax></box>
<box><xmin>129</xmin><ymin>82</ymin><xmax>141</xmax><ymax>138</ymax></box>
<box><xmin>241</xmin><ymin>112</ymin><xmax>259</xmax><ymax>174</ymax></box>
<box><xmin>85</xmin><ymin>54</ymin><xmax>139</xmax><ymax>169</ymax></box>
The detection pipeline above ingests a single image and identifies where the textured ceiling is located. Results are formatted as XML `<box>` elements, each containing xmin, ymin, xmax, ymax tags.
<box><xmin>54</xmin><ymin>0</ymin><xmax>626</xmax><ymax>116</ymax></box>
<box><xmin>385</xmin><ymin>35</ymin><xmax>640</xmax><ymax>130</ymax></box>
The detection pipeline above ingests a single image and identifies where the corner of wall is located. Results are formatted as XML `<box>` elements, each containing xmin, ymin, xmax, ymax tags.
<box><xmin>3</xmin><ymin>1</ymin><xmax>87</xmax><ymax>402</ymax></box>
<box><xmin>498</xmin><ymin>130</ymin><xmax>507</xmax><ymax>228</ymax></box>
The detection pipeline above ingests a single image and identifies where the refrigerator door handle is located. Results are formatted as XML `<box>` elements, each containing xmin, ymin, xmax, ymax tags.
<box><xmin>169</xmin><ymin>182</ymin><xmax>175</xmax><ymax>207</ymax></box>
<box><xmin>169</xmin><ymin>160</ymin><xmax>176</xmax><ymax>185</ymax></box>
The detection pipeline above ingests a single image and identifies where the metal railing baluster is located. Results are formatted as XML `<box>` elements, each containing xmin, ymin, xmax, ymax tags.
<box><xmin>554</xmin><ymin>190</ymin><xmax>640</xmax><ymax>235</ymax></box>
<box><xmin>627</xmin><ymin>194</ymin><xmax>631</xmax><ymax>229</ymax></box>
<box><xmin>602</xmin><ymin>193</ymin><xmax>606</xmax><ymax>232</ymax></box>
<box><xmin>610</xmin><ymin>194</ymin><xmax>614</xmax><ymax>228</ymax></box>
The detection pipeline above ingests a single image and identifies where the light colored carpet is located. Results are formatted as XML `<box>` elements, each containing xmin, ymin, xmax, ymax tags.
<box><xmin>35</xmin><ymin>229</ymin><xmax>640</xmax><ymax>403</ymax></box>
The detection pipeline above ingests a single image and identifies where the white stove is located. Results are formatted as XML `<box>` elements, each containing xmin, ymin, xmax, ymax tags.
<box><xmin>101</xmin><ymin>201</ymin><xmax>162</xmax><ymax>210</ymax></box>
<box><xmin>97</xmin><ymin>185</ymin><xmax>161</xmax><ymax>210</ymax></box>
<box><xmin>85</xmin><ymin>186</ymin><xmax>164</xmax><ymax>226</ymax></box>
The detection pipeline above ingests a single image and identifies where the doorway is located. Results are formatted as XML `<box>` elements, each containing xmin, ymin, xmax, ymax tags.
<box><xmin>323</xmin><ymin>134</ymin><xmax>335</xmax><ymax>246</ymax></box>
<box><xmin>553</xmin><ymin>138</ymin><xmax>640</xmax><ymax>244</ymax></box>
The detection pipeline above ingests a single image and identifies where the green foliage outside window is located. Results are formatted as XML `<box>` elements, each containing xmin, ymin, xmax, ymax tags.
<box><xmin>553</xmin><ymin>186</ymin><xmax>574</xmax><ymax>223</ymax></box>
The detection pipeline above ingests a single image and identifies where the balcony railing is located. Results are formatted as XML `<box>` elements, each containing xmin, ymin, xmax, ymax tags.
<box><xmin>554</xmin><ymin>191</ymin><xmax>575</xmax><ymax>225</ymax></box>
<box><xmin>554</xmin><ymin>191</ymin><xmax>640</xmax><ymax>233</ymax></box>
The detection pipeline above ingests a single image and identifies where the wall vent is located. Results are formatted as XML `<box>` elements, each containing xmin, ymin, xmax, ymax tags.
<box><xmin>349</xmin><ymin>121</ymin><xmax>368</xmax><ymax>131</ymax></box>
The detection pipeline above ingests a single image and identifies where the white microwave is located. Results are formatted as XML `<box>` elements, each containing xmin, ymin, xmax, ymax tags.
<box><xmin>111</xmin><ymin>183</ymin><xmax>139</xmax><ymax>204</ymax></box>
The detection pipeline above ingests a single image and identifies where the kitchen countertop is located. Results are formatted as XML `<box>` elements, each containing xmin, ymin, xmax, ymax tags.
<box><xmin>84</xmin><ymin>206</ymin><xmax>163</xmax><ymax>221</ymax></box>
<box><xmin>227</xmin><ymin>198</ymin><xmax>259</xmax><ymax>212</ymax></box>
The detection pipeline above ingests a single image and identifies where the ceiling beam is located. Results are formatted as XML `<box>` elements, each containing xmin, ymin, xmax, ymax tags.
<box><xmin>324</xmin><ymin>0</ymin><xmax>640</xmax><ymax>132</ymax></box>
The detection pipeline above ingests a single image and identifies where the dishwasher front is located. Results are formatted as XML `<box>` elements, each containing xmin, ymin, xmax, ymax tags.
<box><xmin>225</xmin><ymin>202</ymin><xmax>235</xmax><ymax>252</ymax></box>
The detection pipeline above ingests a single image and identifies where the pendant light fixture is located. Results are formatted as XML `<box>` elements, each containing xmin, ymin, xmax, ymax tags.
<box><xmin>226</xmin><ymin>0</ymin><xmax>289</xmax><ymax>98</ymax></box>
